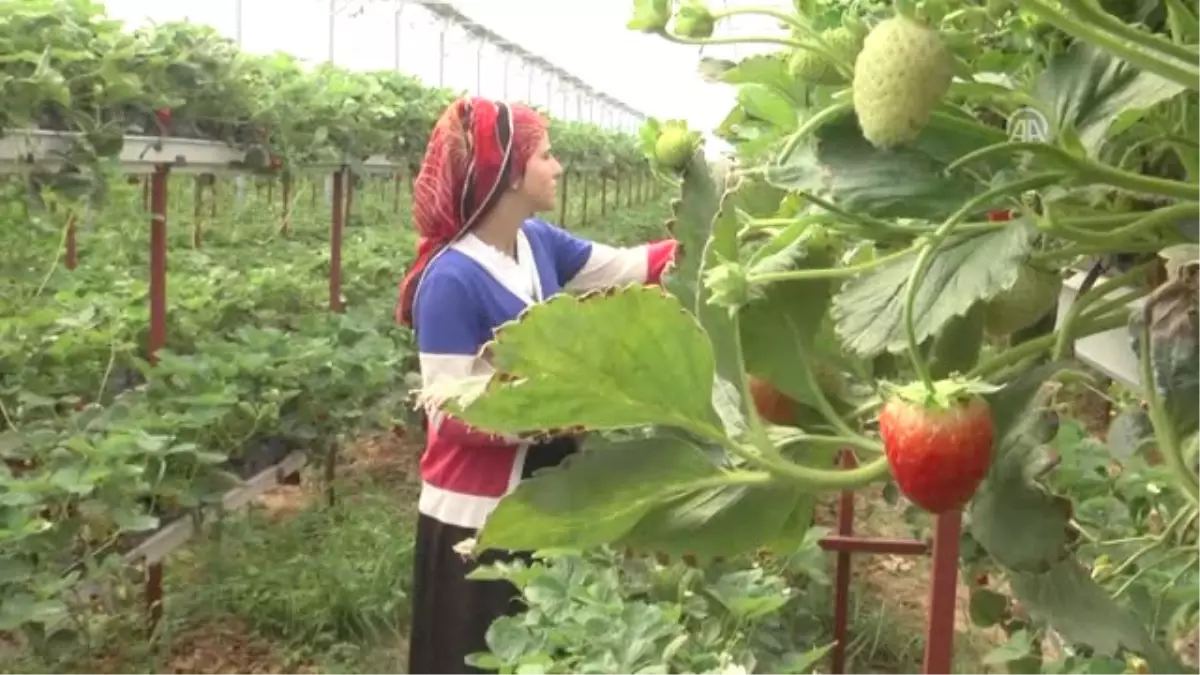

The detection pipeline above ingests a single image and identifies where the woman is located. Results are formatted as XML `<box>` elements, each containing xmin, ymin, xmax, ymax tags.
<box><xmin>395</xmin><ymin>97</ymin><xmax>678</xmax><ymax>674</ymax></box>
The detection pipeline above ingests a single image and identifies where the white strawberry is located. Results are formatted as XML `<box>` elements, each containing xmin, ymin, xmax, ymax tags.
<box><xmin>851</xmin><ymin>16</ymin><xmax>954</xmax><ymax>148</ymax></box>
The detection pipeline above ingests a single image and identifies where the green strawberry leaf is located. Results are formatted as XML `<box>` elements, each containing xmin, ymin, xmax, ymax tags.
<box><xmin>475</xmin><ymin>435</ymin><xmax>727</xmax><ymax>552</ymax></box>
<box><xmin>617</xmin><ymin>481</ymin><xmax>817</xmax><ymax>560</ymax></box>
<box><xmin>1034</xmin><ymin>42</ymin><xmax>1188</xmax><ymax>158</ymax></box>
<box><xmin>831</xmin><ymin>220</ymin><xmax>1039</xmax><ymax>358</ymax></box>
<box><xmin>1007</xmin><ymin>559</ymin><xmax>1183</xmax><ymax>672</ymax></box>
<box><xmin>765</xmin><ymin>115</ymin><xmax>1004</xmax><ymax>222</ymax></box>
<box><xmin>737</xmin><ymin>84</ymin><xmax>799</xmax><ymax>133</ymax></box>
<box><xmin>439</xmin><ymin>285</ymin><xmax>723</xmax><ymax>437</ymax></box>
<box><xmin>666</xmin><ymin>159</ymin><xmax>746</xmax><ymax>400</ymax></box>
<box><xmin>697</xmin><ymin>54</ymin><xmax>807</xmax><ymax>107</ymax></box>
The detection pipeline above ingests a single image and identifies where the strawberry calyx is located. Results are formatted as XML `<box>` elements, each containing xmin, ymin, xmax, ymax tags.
<box><xmin>880</xmin><ymin>376</ymin><xmax>1000</xmax><ymax>411</ymax></box>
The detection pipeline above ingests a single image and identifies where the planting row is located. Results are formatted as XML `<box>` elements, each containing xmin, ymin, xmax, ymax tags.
<box><xmin>0</xmin><ymin>166</ymin><xmax>671</xmax><ymax>645</ymax></box>
<box><xmin>0</xmin><ymin>0</ymin><xmax>647</xmax><ymax>201</ymax></box>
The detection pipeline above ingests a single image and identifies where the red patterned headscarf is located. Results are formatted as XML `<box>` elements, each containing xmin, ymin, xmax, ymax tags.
<box><xmin>396</xmin><ymin>97</ymin><xmax>548</xmax><ymax>327</ymax></box>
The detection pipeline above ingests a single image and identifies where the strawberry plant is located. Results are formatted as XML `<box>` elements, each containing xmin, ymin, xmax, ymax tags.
<box><xmin>0</xmin><ymin>0</ymin><xmax>650</xmax><ymax>199</ymax></box>
<box><xmin>466</xmin><ymin>541</ymin><xmax>837</xmax><ymax>674</ymax></box>
<box><xmin>425</xmin><ymin>0</ymin><xmax>1198</xmax><ymax>670</ymax></box>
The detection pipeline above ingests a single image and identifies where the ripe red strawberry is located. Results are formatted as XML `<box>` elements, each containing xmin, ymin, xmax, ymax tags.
<box><xmin>878</xmin><ymin>380</ymin><xmax>995</xmax><ymax>513</ymax></box>
<box><xmin>747</xmin><ymin>374</ymin><xmax>797</xmax><ymax>425</ymax></box>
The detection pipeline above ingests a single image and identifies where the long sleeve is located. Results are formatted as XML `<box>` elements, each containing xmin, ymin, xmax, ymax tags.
<box><xmin>534</xmin><ymin>219</ymin><xmax>678</xmax><ymax>291</ymax></box>
<box><xmin>414</xmin><ymin>270</ymin><xmax>518</xmax><ymax>449</ymax></box>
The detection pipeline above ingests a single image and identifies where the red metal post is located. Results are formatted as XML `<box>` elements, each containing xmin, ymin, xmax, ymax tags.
<box><xmin>830</xmin><ymin>450</ymin><xmax>856</xmax><ymax>675</ymax></box>
<box><xmin>329</xmin><ymin>168</ymin><xmax>345</xmax><ymax>313</ymax></box>
<box><xmin>145</xmin><ymin>163</ymin><xmax>170</xmax><ymax>636</ymax></box>
<box><xmin>819</xmin><ymin>535</ymin><xmax>928</xmax><ymax>555</ymax></box>
<box><xmin>145</xmin><ymin>560</ymin><xmax>163</xmax><ymax>636</ymax></box>
<box><xmin>280</xmin><ymin>174</ymin><xmax>292</xmax><ymax>235</ymax></box>
<box><xmin>148</xmin><ymin>166</ymin><xmax>169</xmax><ymax>364</ymax></box>
<box><xmin>922</xmin><ymin>510</ymin><xmax>963</xmax><ymax>674</ymax></box>
<box><xmin>65</xmin><ymin>212</ymin><xmax>77</xmax><ymax>270</ymax></box>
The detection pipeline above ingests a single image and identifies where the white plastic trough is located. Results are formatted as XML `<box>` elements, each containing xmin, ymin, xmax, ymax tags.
<box><xmin>1055</xmin><ymin>270</ymin><xmax>1147</xmax><ymax>392</ymax></box>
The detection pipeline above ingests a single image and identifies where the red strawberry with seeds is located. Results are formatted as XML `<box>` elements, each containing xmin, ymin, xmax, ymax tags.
<box><xmin>878</xmin><ymin>379</ymin><xmax>996</xmax><ymax>514</ymax></box>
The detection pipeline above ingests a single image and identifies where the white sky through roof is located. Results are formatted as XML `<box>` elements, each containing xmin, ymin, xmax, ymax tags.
<box><xmin>101</xmin><ymin>0</ymin><xmax>793</xmax><ymax>153</ymax></box>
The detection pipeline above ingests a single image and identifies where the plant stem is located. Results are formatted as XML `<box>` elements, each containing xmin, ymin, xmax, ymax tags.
<box><xmin>655</xmin><ymin>31</ymin><xmax>804</xmax><ymax>49</ymax></box>
<box><xmin>749</xmin><ymin>245</ymin><xmax>915</xmax><ymax>284</ymax></box>
<box><xmin>783</xmin><ymin>313</ymin><xmax>866</xmax><ymax>441</ymax></box>
<box><xmin>901</xmin><ymin>173</ymin><xmax>1067</xmax><ymax>395</ymax></box>
<box><xmin>1052</xmin><ymin>262</ymin><xmax>1153</xmax><ymax>360</ymax></box>
<box><xmin>776</xmin><ymin>100</ymin><xmax>855</xmax><ymax>163</ymax></box>
<box><xmin>711</xmin><ymin>6</ymin><xmax>805</xmax><ymax>31</ymax></box>
<box><xmin>1098</xmin><ymin>508</ymin><xmax>1190</xmax><ymax>579</ymax></box>
<box><xmin>948</xmin><ymin>141</ymin><xmax>1199</xmax><ymax>200</ymax></box>
<box><xmin>789</xmin><ymin>433</ymin><xmax>884</xmax><ymax>454</ymax></box>
<box><xmin>1046</xmin><ymin>203</ymin><xmax>1200</xmax><ymax>246</ymax></box>
<box><xmin>1138</xmin><ymin>305</ymin><xmax>1200</xmax><ymax>505</ymax></box>
<box><xmin>1058</xmin><ymin>0</ymin><xmax>1197</xmax><ymax>63</ymax></box>
<box><xmin>967</xmin><ymin>304</ymin><xmax>1129</xmax><ymax>380</ymax></box>
<box><xmin>740</xmin><ymin>445</ymin><xmax>893</xmax><ymax>489</ymax></box>
<box><xmin>1018</xmin><ymin>0</ymin><xmax>1200</xmax><ymax>89</ymax></box>
<box><xmin>714</xmin><ymin>313</ymin><xmax>889</xmax><ymax>491</ymax></box>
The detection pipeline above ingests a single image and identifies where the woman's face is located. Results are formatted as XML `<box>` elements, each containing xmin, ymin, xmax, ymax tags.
<box><xmin>516</xmin><ymin>134</ymin><xmax>561</xmax><ymax>213</ymax></box>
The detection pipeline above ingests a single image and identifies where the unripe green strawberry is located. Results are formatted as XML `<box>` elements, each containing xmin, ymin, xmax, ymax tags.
<box><xmin>627</xmin><ymin>0</ymin><xmax>673</xmax><ymax>32</ymax></box>
<box><xmin>653</xmin><ymin>126</ymin><xmax>696</xmax><ymax>170</ymax></box>
<box><xmin>852</xmin><ymin>16</ymin><xmax>954</xmax><ymax>148</ymax></box>
<box><xmin>673</xmin><ymin>0</ymin><xmax>715</xmax><ymax>38</ymax></box>
<box><xmin>984</xmin><ymin>264</ymin><xmax>1061</xmax><ymax>336</ymax></box>
<box><xmin>824</xmin><ymin>26</ymin><xmax>864</xmax><ymax>61</ymax></box>
<box><xmin>789</xmin><ymin>27</ymin><xmax>862</xmax><ymax>85</ymax></box>
<box><xmin>879</xmin><ymin>380</ymin><xmax>995</xmax><ymax>513</ymax></box>
<box><xmin>788</xmin><ymin>49</ymin><xmax>842</xmax><ymax>85</ymax></box>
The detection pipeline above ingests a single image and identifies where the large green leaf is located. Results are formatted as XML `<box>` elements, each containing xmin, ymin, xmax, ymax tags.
<box><xmin>970</xmin><ymin>363</ymin><xmax>1072</xmax><ymax>573</ymax></box>
<box><xmin>663</xmin><ymin>155</ymin><xmax>724</xmax><ymax>318</ymax></box>
<box><xmin>445</xmin><ymin>285</ymin><xmax>723</xmax><ymax>436</ymax></box>
<box><xmin>966</xmin><ymin>363</ymin><xmax>1181</xmax><ymax>671</ymax></box>
<box><xmin>738</xmin><ymin>84</ymin><xmax>799</xmax><ymax>133</ymax></box>
<box><xmin>1008</xmin><ymin>560</ymin><xmax>1182</xmax><ymax>672</ymax></box>
<box><xmin>1034</xmin><ymin>42</ymin><xmax>1187</xmax><ymax>157</ymax></box>
<box><xmin>831</xmin><ymin>220</ymin><xmax>1039</xmax><ymax>358</ymax></box>
<box><xmin>663</xmin><ymin>157</ymin><xmax>745</xmax><ymax>398</ymax></box>
<box><xmin>765</xmin><ymin>115</ymin><xmax>997</xmax><ymax>221</ymax></box>
<box><xmin>696</xmin><ymin>53</ymin><xmax>806</xmax><ymax>107</ymax></box>
<box><xmin>618</xmin><ymin>483</ymin><xmax>815</xmax><ymax>560</ymax></box>
<box><xmin>476</xmin><ymin>436</ymin><xmax>725</xmax><ymax>552</ymax></box>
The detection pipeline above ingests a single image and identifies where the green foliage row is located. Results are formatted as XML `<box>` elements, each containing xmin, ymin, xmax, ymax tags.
<box><xmin>0</xmin><ymin>0</ymin><xmax>646</xmax><ymax>184</ymax></box>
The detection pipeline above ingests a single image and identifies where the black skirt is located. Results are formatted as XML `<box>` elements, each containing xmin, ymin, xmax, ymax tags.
<box><xmin>407</xmin><ymin>436</ymin><xmax>579</xmax><ymax>674</ymax></box>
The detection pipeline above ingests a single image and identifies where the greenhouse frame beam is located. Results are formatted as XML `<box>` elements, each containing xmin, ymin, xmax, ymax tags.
<box><xmin>412</xmin><ymin>0</ymin><xmax>647</xmax><ymax>127</ymax></box>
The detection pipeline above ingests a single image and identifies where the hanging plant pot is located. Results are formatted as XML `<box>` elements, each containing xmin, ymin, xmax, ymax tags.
<box><xmin>1055</xmin><ymin>270</ymin><xmax>1147</xmax><ymax>391</ymax></box>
